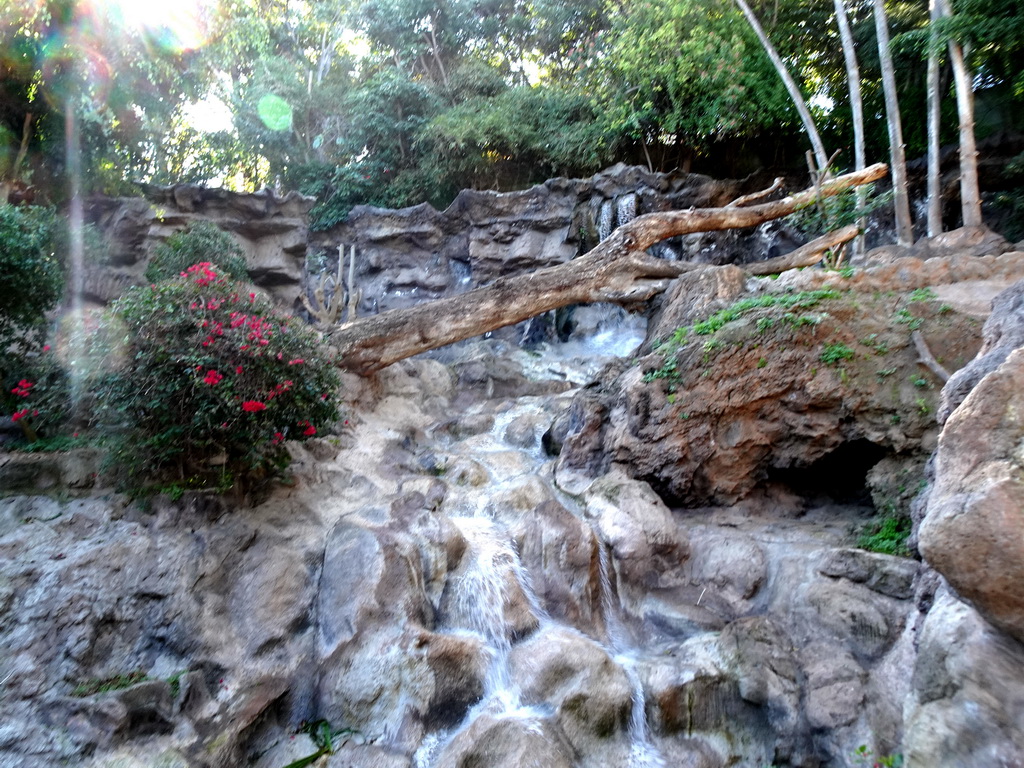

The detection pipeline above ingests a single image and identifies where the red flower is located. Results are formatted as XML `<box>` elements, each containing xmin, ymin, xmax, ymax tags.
<box><xmin>288</xmin><ymin>358</ymin><xmax>304</xmax><ymax>365</ymax></box>
<box><xmin>303</xmin><ymin>425</ymin><xmax>316</xmax><ymax>436</ymax></box>
<box><xmin>242</xmin><ymin>400</ymin><xmax>266</xmax><ymax>412</ymax></box>
<box><xmin>43</xmin><ymin>345</ymin><xmax>50</xmax><ymax>352</ymax></box>
<box><xmin>11</xmin><ymin>409</ymin><xmax>29</xmax><ymax>421</ymax></box>
<box><xmin>203</xmin><ymin>370</ymin><xmax>224</xmax><ymax>385</ymax></box>
<box><xmin>236</xmin><ymin>366</ymin><xmax>243</xmax><ymax>374</ymax></box>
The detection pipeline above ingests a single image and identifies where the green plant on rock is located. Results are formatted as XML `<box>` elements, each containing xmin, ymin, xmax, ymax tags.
<box><xmin>908</xmin><ymin>287</ymin><xmax>937</xmax><ymax>302</ymax></box>
<box><xmin>852</xmin><ymin>744</ymin><xmax>904</xmax><ymax>767</ymax></box>
<box><xmin>820</xmin><ymin>342</ymin><xmax>855</xmax><ymax>365</ymax></box>
<box><xmin>95</xmin><ymin>263</ymin><xmax>342</xmax><ymax>496</ymax></box>
<box><xmin>72</xmin><ymin>670</ymin><xmax>149</xmax><ymax>697</ymax></box>
<box><xmin>282</xmin><ymin>720</ymin><xmax>359</xmax><ymax>768</ymax></box>
<box><xmin>857</xmin><ymin>511</ymin><xmax>912</xmax><ymax>557</ymax></box>
<box><xmin>144</xmin><ymin>221</ymin><xmax>249</xmax><ymax>284</ymax></box>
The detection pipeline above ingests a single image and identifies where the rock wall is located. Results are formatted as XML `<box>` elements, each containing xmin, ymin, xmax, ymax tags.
<box><xmin>84</xmin><ymin>165</ymin><xmax>797</xmax><ymax>334</ymax></box>
<box><xmin>312</xmin><ymin>165</ymin><xmax>798</xmax><ymax>321</ymax></box>
<box><xmin>85</xmin><ymin>186</ymin><xmax>314</xmax><ymax>309</ymax></box>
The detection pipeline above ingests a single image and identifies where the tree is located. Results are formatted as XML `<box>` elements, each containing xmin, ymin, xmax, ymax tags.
<box><xmin>734</xmin><ymin>0</ymin><xmax>829</xmax><ymax>174</ymax></box>
<box><xmin>591</xmin><ymin>0</ymin><xmax>795</xmax><ymax>171</ymax></box>
<box><xmin>0</xmin><ymin>0</ymin><xmax>216</xmax><ymax>198</ymax></box>
<box><xmin>935</xmin><ymin>0</ymin><xmax>981</xmax><ymax>228</ymax></box>
<box><xmin>872</xmin><ymin>0</ymin><xmax>914</xmax><ymax>245</ymax></box>
<box><xmin>925</xmin><ymin>0</ymin><xmax>944</xmax><ymax>236</ymax></box>
<box><xmin>833</xmin><ymin>0</ymin><xmax>868</xmax><ymax>255</ymax></box>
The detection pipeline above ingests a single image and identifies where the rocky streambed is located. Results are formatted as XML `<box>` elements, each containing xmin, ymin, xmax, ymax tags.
<box><xmin>3</xmin><ymin>249</ymin><xmax>1024</xmax><ymax>768</ymax></box>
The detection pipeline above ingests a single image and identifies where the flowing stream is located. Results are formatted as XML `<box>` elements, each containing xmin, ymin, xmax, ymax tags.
<box><xmin>413</xmin><ymin>315</ymin><xmax>665</xmax><ymax>767</ymax></box>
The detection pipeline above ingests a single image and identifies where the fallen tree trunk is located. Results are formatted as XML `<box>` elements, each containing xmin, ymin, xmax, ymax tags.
<box><xmin>332</xmin><ymin>163</ymin><xmax>887</xmax><ymax>374</ymax></box>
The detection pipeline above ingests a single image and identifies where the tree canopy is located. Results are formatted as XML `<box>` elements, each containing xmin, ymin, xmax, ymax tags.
<box><xmin>2</xmin><ymin>0</ymin><xmax>1022</xmax><ymax>226</ymax></box>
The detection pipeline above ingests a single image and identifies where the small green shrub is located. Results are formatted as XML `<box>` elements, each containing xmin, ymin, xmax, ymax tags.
<box><xmin>908</xmin><ymin>287</ymin><xmax>936</xmax><ymax>302</ymax></box>
<box><xmin>857</xmin><ymin>513</ymin><xmax>912</xmax><ymax>556</ymax></box>
<box><xmin>145</xmin><ymin>221</ymin><xmax>249</xmax><ymax>284</ymax></box>
<box><xmin>893</xmin><ymin>307</ymin><xmax>923</xmax><ymax>330</ymax></box>
<box><xmin>820</xmin><ymin>342</ymin><xmax>855</xmax><ymax>365</ymax></box>
<box><xmin>96</xmin><ymin>263</ymin><xmax>342</xmax><ymax>495</ymax></box>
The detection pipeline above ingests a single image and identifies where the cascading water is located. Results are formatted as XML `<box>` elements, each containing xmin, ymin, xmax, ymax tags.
<box><xmin>599</xmin><ymin>198</ymin><xmax>616</xmax><ymax>242</ymax></box>
<box><xmin>413</xmin><ymin>315</ymin><xmax>666</xmax><ymax>767</ymax></box>
<box><xmin>616</xmin><ymin>192</ymin><xmax>638</xmax><ymax>228</ymax></box>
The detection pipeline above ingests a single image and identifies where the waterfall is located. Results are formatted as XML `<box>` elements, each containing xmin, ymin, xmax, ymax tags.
<box><xmin>599</xmin><ymin>198</ymin><xmax>615</xmax><ymax>242</ymax></box>
<box><xmin>598</xmin><ymin>542</ymin><xmax>666</xmax><ymax>768</ymax></box>
<box><xmin>616</xmin><ymin>192</ymin><xmax>638</xmax><ymax>228</ymax></box>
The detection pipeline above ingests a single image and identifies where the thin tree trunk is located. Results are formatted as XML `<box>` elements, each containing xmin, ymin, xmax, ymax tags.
<box><xmin>926</xmin><ymin>0</ymin><xmax>944</xmax><ymax>236</ymax></box>
<box><xmin>332</xmin><ymin>165</ymin><xmax>887</xmax><ymax>374</ymax></box>
<box><xmin>872</xmin><ymin>0</ymin><xmax>915</xmax><ymax>245</ymax></box>
<box><xmin>735</xmin><ymin>0</ymin><xmax>830</xmax><ymax>173</ymax></box>
<box><xmin>935</xmin><ymin>0</ymin><xmax>982</xmax><ymax>228</ymax></box>
<box><xmin>833</xmin><ymin>0</ymin><xmax>868</xmax><ymax>257</ymax></box>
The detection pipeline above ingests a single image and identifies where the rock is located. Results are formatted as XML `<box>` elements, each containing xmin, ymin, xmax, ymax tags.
<box><xmin>86</xmin><ymin>186</ymin><xmax>313</xmax><ymax>309</ymax></box>
<box><xmin>433</xmin><ymin>714</ymin><xmax>574</xmax><ymax>768</ymax></box>
<box><xmin>720</xmin><ymin>618</ymin><xmax>805</xmax><ymax>763</ymax></box>
<box><xmin>817</xmin><ymin>548</ymin><xmax>920</xmax><ymax>600</ymax></box>
<box><xmin>919</xmin><ymin>346</ymin><xmax>1024</xmax><ymax>644</ymax></box>
<box><xmin>903</xmin><ymin>587</ymin><xmax>1024</xmax><ymax>767</ymax></box>
<box><xmin>582</xmin><ymin>471</ymin><xmax>690</xmax><ymax>592</ymax></box>
<box><xmin>327</xmin><ymin>743</ymin><xmax>412</xmax><ymax>768</ymax></box>
<box><xmin>801</xmin><ymin>644</ymin><xmax>866</xmax><ymax>730</ymax></box>
<box><xmin>502</xmin><ymin>413</ymin><xmax>541</xmax><ymax>448</ymax></box>
<box><xmin>555</xmin><ymin>254</ymin><xmax>1023</xmax><ymax>506</ymax></box>
<box><xmin>939</xmin><ymin>278</ymin><xmax>1024</xmax><ymax>423</ymax></box>
<box><xmin>509</xmin><ymin>627</ymin><xmax>634</xmax><ymax>760</ymax></box>
<box><xmin>423</xmin><ymin>632</ymin><xmax>488</xmax><ymax>729</ymax></box>
<box><xmin>684</xmin><ymin>529</ymin><xmax>767</xmax><ymax>618</ymax></box>
<box><xmin>806</xmin><ymin>578</ymin><xmax>905</xmax><ymax>659</ymax></box>
<box><xmin>502</xmin><ymin>497</ymin><xmax>605</xmax><ymax>636</ymax></box>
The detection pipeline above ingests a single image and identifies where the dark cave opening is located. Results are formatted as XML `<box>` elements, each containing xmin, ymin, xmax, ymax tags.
<box><xmin>767</xmin><ymin>439</ymin><xmax>889</xmax><ymax>505</ymax></box>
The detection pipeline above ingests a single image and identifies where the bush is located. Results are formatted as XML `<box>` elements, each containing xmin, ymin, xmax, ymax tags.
<box><xmin>144</xmin><ymin>221</ymin><xmax>249</xmax><ymax>284</ymax></box>
<box><xmin>97</xmin><ymin>263</ymin><xmax>341</xmax><ymax>494</ymax></box>
<box><xmin>0</xmin><ymin>204</ymin><xmax>63</xmax><ymax>351</ymax></box>
<box><xmin>0</xmin><ymin>204</ymin><xmax>69</xmax><ymax>442</ymax></box>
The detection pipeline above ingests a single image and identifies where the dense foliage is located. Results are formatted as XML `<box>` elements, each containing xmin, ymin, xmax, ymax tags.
<box><xmin>0</xmin><ymin>204</ymin><xmax>68</xmax><ymax>441</ymax></box>
<box><xmin>144</xmin><ymin>221</ymin><xmax>249</xmax><ymax>283</ymax></box>
<box><xmin>97</xmin><ymin>264</ymin><xmax>341</xmax><ymax>495</ymax></box>
<box><xmin>2</xmin><ymin>0</ymin><xmax>1023</xmax><ymax>223</ymax></box>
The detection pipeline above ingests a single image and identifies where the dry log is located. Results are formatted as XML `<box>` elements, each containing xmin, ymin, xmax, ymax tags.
<box><xmin>743</xmin><ymin>224</ymin><xmax>859</xmax><ymax>276</ymax></box>
<box><xmin>332</xmin><ymin>163</ymin><xmax>888</xmax><ymax>374</ymax></box>
<box><xmin>911</xmin><ymin>330</ymin><xmax>951</xmax><ymax>382</ymax></box>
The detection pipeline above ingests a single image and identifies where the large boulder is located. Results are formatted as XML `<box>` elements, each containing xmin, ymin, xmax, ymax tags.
<box><xmin>557</xmin><ymin>254</ymin><xmax>1024</xmax><ymax>506</ymax></box>
<box><xmin>918</xmin><ymin>345</ymin><xmax>1024</xmax><ymax>644</ymax></box>
<box><xmin>903</xmin><ymin>587</ymin><xmax>1024</xmax><ymax>767</ymax></box>
<box><xmin>508</xmin><ymin>626</ymin><xmax>635</xmax><ymax>765</ymax></box>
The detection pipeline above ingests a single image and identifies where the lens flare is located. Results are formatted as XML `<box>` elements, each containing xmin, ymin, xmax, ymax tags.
<box><xmin>92</xmin><ymin>0</ymin><xmax>214</xmax><ymax>53</ymax></box>
<box><xmin>257</xmin><ymin>94</ymin><xmax>294</xmax><ymax>131</ymax></box>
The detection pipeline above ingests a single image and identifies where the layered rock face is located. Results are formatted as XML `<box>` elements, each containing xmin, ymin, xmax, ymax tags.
<box><xmin>86</xmin><ymin>167</ymin><xmax>792</xmax><ymax>337</ymax></box>
<box><xmin>312</xmin><ymin>166</ymin><xmax>784</xmax><ymax>319</ymax></box>
<box><xmin>85</xmin><ymin>186</ymin><xmax>314</xmax><ymax>308</ymax></box>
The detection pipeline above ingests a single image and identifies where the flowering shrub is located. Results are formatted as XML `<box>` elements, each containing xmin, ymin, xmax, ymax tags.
<box><xmin>144</xmin><ymin>221</ymin><xmax>249</xmax><ymax>284</ymax></box>
<box><xmin>1</xmin><ymin>352</ymin><xmax>71</xmax><ymax>443</ymax></box>
<box><xmin>97</xmin><ymin>263</ymin><xmax>341</xmax><ymax>493</ymax></box>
